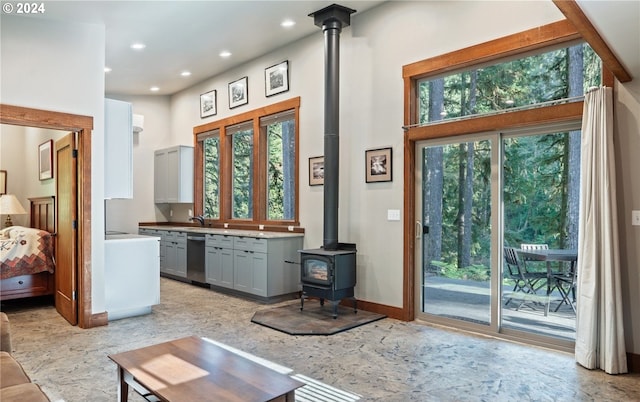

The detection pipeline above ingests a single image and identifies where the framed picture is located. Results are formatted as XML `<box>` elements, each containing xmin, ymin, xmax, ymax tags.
<box><xmin>38</xmin><ymin>140</ymin><xmax>53</xmax><ymax>181</ymax></box>
<box><xmin>365</xmin><ymin>147</ymin><xmax>392</xmax><ymax>183</ymax></box>
<box><xmin>265</xmin><ymin>60</ymin><xmax>289</xmax><ymax>97</ymax></box>
<box><xmin>228</xmin><ymin>76</ymin><xmax>248</xmax><ymax>109</ymax></box>
<box><xmin>0</xmin><ymin>170</ymin><xmax>6</xmax><ymax>195</ymax></box>
<box><xmin>200</xmin><ymin>89</ymin><xmax>217</xmax><ymax>118</ymax></box>
<box><xmin>309</xmin><ymin>156</ymin><xmax>324</xmax><ymax>186</ymax></box>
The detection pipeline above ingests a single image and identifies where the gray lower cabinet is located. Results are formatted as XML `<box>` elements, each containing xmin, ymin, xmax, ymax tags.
<box><xmin>205</xmin><ymin>234</ymin><xmax>302</xmax><ymax>298</ymax></box>
<box><xmin>160</xmin><ymin>230</ymin><xmax>187</xmax><ymax>278</ymax></box>
<box><xmin>205</xmin><ymin>235</ymin><xmax>234</xmax><ymax>289</ymax></box>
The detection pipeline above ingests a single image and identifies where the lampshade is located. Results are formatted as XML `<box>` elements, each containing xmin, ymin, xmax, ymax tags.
<box><xmin>0</xmin><ymin>194</ymin><xmax>27</xmax><ymax>227</ymax></box>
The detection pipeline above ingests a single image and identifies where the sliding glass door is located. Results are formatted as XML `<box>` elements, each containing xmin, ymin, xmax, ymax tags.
<box><xmin>415</xmin><ymin>123</ymin><xmax>580</xmax><ymax>346</ymax></box>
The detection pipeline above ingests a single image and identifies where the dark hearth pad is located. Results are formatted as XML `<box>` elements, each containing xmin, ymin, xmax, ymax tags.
<box><xmin>251</xmin><ymin>301</ymin><xmax>386</xmax><ymax>335</ymax></box>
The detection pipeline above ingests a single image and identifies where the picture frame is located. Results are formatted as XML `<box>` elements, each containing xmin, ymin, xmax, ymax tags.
<box><xmin>228</xmin><ymin>76</ymin><xmax>248</xmax><ymax>109</ymax></box>
<box><xmin>365</xmin><ymin>147</ymin><xmax>392</xmax><ymax>183</ymax></box>
<box><xmin>38</xmin><ymin>140</ymin><xmax>54</xmax><ymax>181</ymax></box>
<box><xmin>0</xmin><ymin>170</ymin><xmax>6</xmax><ymax>195</ymax></box>
<box><xmin>200</xmin><ymin>89</ymin><xmax>217</xmax><ymax>118</ymax></box>
<box><xmin>309</xmin><ymin>156</ymin><xmax>324</xmax><ymax>186</ymax></box>
<box><xmin>265</xmin><ymin>60</ymin><xmax>289</xmax><ymax>97</ymax></box>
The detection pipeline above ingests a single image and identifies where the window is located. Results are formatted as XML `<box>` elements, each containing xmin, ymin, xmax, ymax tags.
<box><xmin>229</xmin><ymin>122</ymin><xmax>254</xmax><ymax>219</ymax></box>
<box><xmin>403</xmin><ymin>21</ymin><xmax>605</xmax><ymax>350</ymax></box>
<box><xmin>262</xmin><ymin>111</ymin><xmax>296</xmax><ymax>220</ymax></box>
<box><xmin>200</xmin><ymin>130</ymin><xmax>220</xmax><ymax>219</ymax></box>
<box><xmin>418</xmin><ymin>43</ymin><xmax>601</xmax><ymax>124</ymax></box>
<box><xmin>194</xmin><ymin>97</ymin><xmax>300</xmax><ymax>226</ymax></box>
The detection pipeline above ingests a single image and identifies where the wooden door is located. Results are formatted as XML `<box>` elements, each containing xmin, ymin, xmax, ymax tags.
<box><xmin>55</xmin><ymin>133</ymin><xmax>78</xmax><ymax>325</ymax></box>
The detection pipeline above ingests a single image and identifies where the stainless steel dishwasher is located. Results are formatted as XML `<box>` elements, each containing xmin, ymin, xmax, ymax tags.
<box><xmin>186</xmin><ymin>233</ymin><xmax>206</xmax><ymax>284</ymax></box>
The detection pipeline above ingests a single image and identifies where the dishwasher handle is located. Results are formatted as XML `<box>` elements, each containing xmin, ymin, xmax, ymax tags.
<box><xmin>187</xmin><ymin>236</ymin><xmax>206</xmax><ymax>241</ymax></box>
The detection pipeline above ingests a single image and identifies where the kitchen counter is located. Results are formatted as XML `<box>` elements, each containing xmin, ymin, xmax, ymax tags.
<box><xmin>139</xmin><ymin>226</ymin><xmax>304</xmax><ymax>239</ymax></box>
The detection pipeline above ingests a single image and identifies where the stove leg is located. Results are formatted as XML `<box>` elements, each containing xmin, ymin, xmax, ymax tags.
<box><xmin>353</xmin><ymin>297</ymin><xmax>357</xmax><ymax>314</ymax></box>
<box><xmin>300</xmin><ymin>293</ymin><xmax>305</xmax><ymax>311</ymax></box>
<box><xmin>332</xmin><ymin>301</ymin><xmax>338</xmax><ymax>319</ymax></box>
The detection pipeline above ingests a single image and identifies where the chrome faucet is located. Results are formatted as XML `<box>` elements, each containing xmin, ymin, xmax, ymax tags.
<box><xmin>190</xmin><ymin>215</ymin><xmax>205</xmax><ymax>227</ymax></box>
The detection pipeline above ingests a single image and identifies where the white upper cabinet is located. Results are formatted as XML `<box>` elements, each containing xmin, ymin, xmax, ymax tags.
<box><xmin>154</xmin><ymin>145</ymin><xmax>194</xmax><ymax>203</ymax></box>
<box><xmin>104</xmin><ymin>98</ymin><xmax>133</xmax><ymax>199</ymax></box>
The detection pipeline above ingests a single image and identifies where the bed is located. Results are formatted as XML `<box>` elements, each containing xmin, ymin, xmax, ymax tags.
<box><xmin>0</xmin><ymin>196</ymin><xmax>55</xmax><ymax>301</ymax></box>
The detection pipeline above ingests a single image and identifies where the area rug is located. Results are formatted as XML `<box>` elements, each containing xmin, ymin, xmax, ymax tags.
<box><xmin>251</xmin><ymin>300</ymin><xmax>386</xmax><ymax>335</ymax></box>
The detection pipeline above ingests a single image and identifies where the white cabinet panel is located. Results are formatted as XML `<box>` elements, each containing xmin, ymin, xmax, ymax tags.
<box><xmin>105</xmin><ymin>235</ymin><xmax>160</xmax><ymax>320</ymax></box>
<box><xmin>104</xmin><ymin>98</ymin><xmax>133</xmax><ymax>199</ymax></box>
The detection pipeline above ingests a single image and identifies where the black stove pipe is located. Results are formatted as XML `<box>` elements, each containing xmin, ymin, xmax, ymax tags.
<box><xmin>310</xmin><ymin>4</ymin><xmax>356</xmax><ymax>251</ymax></box>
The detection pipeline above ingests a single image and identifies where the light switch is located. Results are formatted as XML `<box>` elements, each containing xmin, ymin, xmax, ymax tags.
<box><xmin>387</xmin><ymin>209</ymin><xmax>401</xmax><ymax>221</ymax></box>
<box><xmin>632</xmin><ymin>210</ymin><xmax>640</xmax><ymax>226</ymax></box>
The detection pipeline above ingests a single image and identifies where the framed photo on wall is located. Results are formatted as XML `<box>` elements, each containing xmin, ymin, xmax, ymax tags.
<box><xmin>228</xmin><ymin>76</ymin><xmax>248</xmax><ymax>109</ymax></box>
<box><xmin>200</xmin><ymin>89</ymin><xmax>217</xmax><ymax>118</ymax></box>
<box><xmin>309</xmin><ymin>156</ymin><xmax>324</xmax><ymax>186</ymax></box>
<box><xmin>265</xmin><ymin>60</ymin><xmax>289</xmax><ymax>97</ymax></box>
<box><xmin>38</xmin><ymin>140</ymin><xmax>53</xmax><ymax>181</ymax></box>
<box><xmin>365</xmin><ymin>147</ymin><xmax>392</xmax><ymax>183</ymax></box>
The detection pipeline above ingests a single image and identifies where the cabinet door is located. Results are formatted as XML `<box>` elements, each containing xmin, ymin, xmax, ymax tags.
<box><xmin>220</xmin><ymin>248</ymin><xmax>234</xmax><ymax>288</ymax></box>
<box><xmin>250</xmin><ymin>252</ymin><xmax>268</xmax><ymax>297</ymax></box>
<box><xmin>164</xmin><ymin>240</ymin><xmax>177</xmax><ymax>275</ymax></box>
<box><xmin>175</xmin><ymin>236</ymin><xmax>187</xmax><ymax>277</ymax></box>
<box><xmin>105</xmin><ymin>98</ymin><xmax>133</xmax><ymax>199</ymax></box>
<box><xmin>166</xmin><ymin>148</ymin><xmax>180</xmax><ymax>202</ymax></box>
<box><xmin>205</xmin><ymin>246</ymin><xmax>222</xmax><ymax>285</ymax></box>
<box><xmin>233</xmin><ymin>250</ymin><xmax>252</xmax><ymax>292</ymax></box>
<box><xmin>154</xmin><ymin>151</ymin><xmax>168</xmax><ymax>203</ymax></box>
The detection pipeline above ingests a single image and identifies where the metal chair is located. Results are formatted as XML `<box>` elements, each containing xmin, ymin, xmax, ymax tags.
<box><xmin>553</xmin><ymin>263</ymin><xmax>577</xmax><ymax>313</ymax></box>
<box><xmin>503</xmin><ymin>247</ymin><xmax>548</xmax><ymax>312</ymax></box>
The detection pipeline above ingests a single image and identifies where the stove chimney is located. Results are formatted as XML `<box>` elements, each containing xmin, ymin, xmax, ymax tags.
<box><xmin>309</xmin><ymin>4</ymin><xmax>356</xmax><ymax>251</ymax></box>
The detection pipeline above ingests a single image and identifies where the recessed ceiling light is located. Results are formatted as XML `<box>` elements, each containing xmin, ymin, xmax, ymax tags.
<box><xmin>131</xmin><ymin>43</ymin><xmax>146</xmax><ymax>50</ymax></box>
<box><xmin>104</xmin><ymin>67</ymin><xmax>112</xmax><ymax>73</ymax></box>
<box><xmin>281</xmin><ymin>19</ymin><xmax>295</xmax><ymax>28</ymax></box>
<box><xmin>180</xmin><ymin>71</ymin><xmax>191</xmax><ymax>77</ymax></box>
<box><xmin>219</xmin><ymin>51</ymin><xmax>232</xmax><ymax>58</ymax></box>
<box><xmin>150</xmin><ymin>86</ymin><xmax>160</xmax><ymax>92</ymax></box>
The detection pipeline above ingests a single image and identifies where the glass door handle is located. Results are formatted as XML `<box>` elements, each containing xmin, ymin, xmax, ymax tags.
<box><xmin>416</xmin><ymin>221</ymin><xmax>422</xmax><ymax>239</ymax></box>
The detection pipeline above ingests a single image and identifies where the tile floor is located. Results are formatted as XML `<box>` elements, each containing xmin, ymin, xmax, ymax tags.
<box><xmin>2</xmin><ymin>278</ymin><xmax>639</xmax><ymax>401</ymax></box>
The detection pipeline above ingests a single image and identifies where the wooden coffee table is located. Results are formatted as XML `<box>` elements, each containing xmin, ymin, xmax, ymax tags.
<box><xmin>108</xmin><ymin>336</ymin><xmax>303</xmax><ymax>402</ymax></box>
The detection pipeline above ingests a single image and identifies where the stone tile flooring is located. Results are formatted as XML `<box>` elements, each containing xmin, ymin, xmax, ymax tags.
<box><xmin>2</xmin><ymin>278</ymin><xmax>639</xmax><ymax>401</ymax></box>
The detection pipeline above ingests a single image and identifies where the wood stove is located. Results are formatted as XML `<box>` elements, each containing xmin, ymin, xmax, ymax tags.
<box><xmin>299</xmin><ymin>4</ymin><xmax>358</xmax><ymax>318</ymax></box>
<box><xmin>299</xmin><ymin>244</ymin><xmax>357</xmax><ymax>318</ymax></box>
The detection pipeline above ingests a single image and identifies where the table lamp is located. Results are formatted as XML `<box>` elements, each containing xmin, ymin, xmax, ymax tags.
<box><xmin>0</xmin><ymin>194</ymin><xmax>27</xmax><ymax>228</ymax></box>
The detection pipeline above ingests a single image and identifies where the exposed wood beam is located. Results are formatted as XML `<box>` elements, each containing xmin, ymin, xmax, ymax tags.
<box><xmin>553</xmin><ymin>0</ymin><xmax>632</xmax><ymax>83</ymax></box>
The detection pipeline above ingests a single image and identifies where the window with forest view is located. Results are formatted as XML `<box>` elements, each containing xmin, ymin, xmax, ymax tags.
<box><xmin>419</xmin><ymin>43</ymin><xmax>601</xmax><ymax>124</ymax></box>
<box><xmin>195</xmin><ymin>97</ymin><xmax>300</xmax><ymax>225</ymax></box>
<box><xmin>202</xmin><ymin>132</ymin><xmax>220</xmax><ymax>219</ymax></box>
<box><xmin>231</xmin><ymin>124</ymin><xmax>254</xmax><ymax>219</ymax></box>
<box><xmin>264</xmin><ymin>113</ymin><xmax>296</xmax><ymax>220</ymax></box>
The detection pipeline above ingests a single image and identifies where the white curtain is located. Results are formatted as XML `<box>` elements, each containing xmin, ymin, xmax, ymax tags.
<box><xmin>575</xmin><ymin>86</ymin><xmax>627</xmax><ymax>374</ymax></box>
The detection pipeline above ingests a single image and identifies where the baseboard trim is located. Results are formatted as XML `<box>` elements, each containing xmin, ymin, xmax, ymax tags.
<box><xmin>627</xmin><ymin>352</ymin><xmax>640</xmax><ymax>373</ymax></box>
<box><xmin>339</xmin><ymin>298</ymin><xmax>404</xmax><ymax>320</ymax></box>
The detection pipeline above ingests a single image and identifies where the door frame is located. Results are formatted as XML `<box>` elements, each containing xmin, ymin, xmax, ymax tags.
<box><xmin>1</xmin><ymin>104</ymin><xmax>106</xmax><ymax>328</ymax></box>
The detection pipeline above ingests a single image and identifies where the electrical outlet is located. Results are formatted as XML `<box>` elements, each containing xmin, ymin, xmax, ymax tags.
<box><xmin>387</xmin><ymin>209</ymin><xmax>401</xmax><ymax>221</ymax></box>
<box><xmin>259</xmin><ymin>224</ymin><xmax>264</xmax><ymax>230</ymax></box>
<box><xmin>632</xmin><ymin>210</ymin><xmax>640</xmax><ymax>226</ymax></box>
<box><xmin>224</xmin><ymin>223</ymin><xmax>229</xmax><ymax>228</ymax></box>
<box><xmin>288</xmin><ymin>225</ymin><xmax>294</xmax><ymax>231</ymax></box>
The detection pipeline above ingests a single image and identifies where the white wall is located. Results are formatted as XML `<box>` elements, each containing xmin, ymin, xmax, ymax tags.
<box><xmin>1</xmin><ymin>15</ymin><xmax>107</xmax><ymax>313</ymax></box>
<box><xmin>0</xmin><ymin>126</ymin><xmax>66</xmax><ymax>227</ymax></box>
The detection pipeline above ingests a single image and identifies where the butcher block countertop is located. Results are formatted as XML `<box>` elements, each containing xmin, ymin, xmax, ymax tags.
<box><xmin>139</xmin><ymin>225</ymin><xmax>304</xmax><ymax>239</ymax></box>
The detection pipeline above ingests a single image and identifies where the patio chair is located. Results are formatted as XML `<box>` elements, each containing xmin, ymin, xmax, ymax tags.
<box><xmin>503</xmin><ymin>247</ymin><xmax>548</xmax><ymax>312</ymax></box>
<box><xmin>553</xmin><ymin>264</ymin><xmax>577</xmax><ymax>313</ymax></box>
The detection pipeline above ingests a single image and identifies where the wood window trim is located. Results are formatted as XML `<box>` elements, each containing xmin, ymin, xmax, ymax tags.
<box><xmin>0</xmin><ymin>104</ymin><xmax>106</xmax><ymax>329</ymax></box>
<box><xmin>193</xmin><ymin>97</ymin><xmax>301</xmax><ymax>231</ymax></box>
<box><xmin>553</xmin><ymin>0</ymin><xmax>632</xmax><ymax>83</ymax></box>
<box><xmin>400</xmin><ymin>20</ymin><xmax>597</xmax><ymax>322</ymax></box>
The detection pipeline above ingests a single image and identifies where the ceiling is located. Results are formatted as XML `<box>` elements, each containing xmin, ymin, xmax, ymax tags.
<box><xmin>16</xmin><ymin>1</ymin><xmax>638</xmax><ymax>96</ymax></box>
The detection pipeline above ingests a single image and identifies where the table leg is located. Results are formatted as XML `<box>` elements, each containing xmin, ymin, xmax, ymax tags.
<box><xmin>117</xmin><ymin>366</ymin><xmax>129</xmax><ymax>402</ymax></box>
